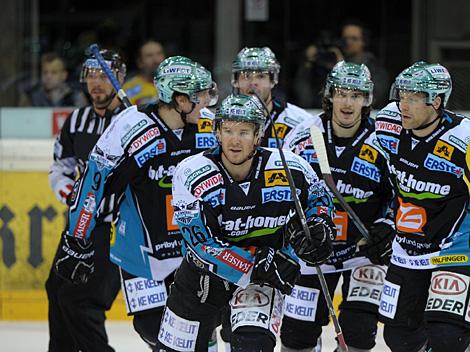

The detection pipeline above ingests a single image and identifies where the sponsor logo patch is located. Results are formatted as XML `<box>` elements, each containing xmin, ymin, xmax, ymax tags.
<box><xmin>375</xmin><ymin>121</ymin><xmax>402</xmax><ymax>135</ymax></box>
<box><xmin>127</xmin><ymin>127</ymin><xmax>161</xmax><ymax>155</ymax></box>
<box><xmin>261</xmin><ymin>186</ymin><xmax>298</xmax><ymax>203</ymax></box>
<box><xmin>264</xmin><ymin>169</ymin><xmax>289</xmax><ymax>187</ymax></box>
<box><xmin>431</xmin><ymin>255</ymin><xmax>469</xmax><ymax>265</ymax></box>
<box><xmin>134</xmin><ymin>138</ymin><xmax>166</xmax><ymax>166</ymax></box>
<box><xmin>359</xmin><ymin>145</ymin><xmax>378</xmax><ymax>163</ymax></box>
<box><xmin>193</xmin><ymin>174</ymin><xmax>223</xmax><ymax>197</ymax></box>
<box><xmin>377</xmin><ymin>135</ymin><xmax>399</xmax><ymax>154</ymax></box>
<box><xmin>424</xmin><ymin>154</ymin><xmax>463</xmax><ymax>178</ymax></box>
<box><xmin>197</xmin><ymin>118</ymin><xmax>213</xmax><ymax>132</ymax></box>
<box><xmin>195</xmin><ymin>133</ymin><xmax>217</xmax><ymax>149</ymax></box>
<box><xmin>351</xmin><ymin>157</ymin><xmax>380</xmax><ymax>182</ymax></box>
<box><xmin>433</xmin><ymin>140</ymin><xmax>454</xmax><ymax>160</ymax></box>
<box><xmin>271</xmin><ymin>123</ymin><xmax>288</xmax><ymax>139</ymax></box>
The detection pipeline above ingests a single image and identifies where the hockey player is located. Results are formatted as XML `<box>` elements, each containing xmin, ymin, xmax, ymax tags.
<box><xmin>53</xmin><ymin>56</ymin><xmax>218</xmax><ymax>348</ymax></box>
<box><xmin>231</xmin><ymin>47</ymin><xmax>322</xmax><ymax>147</ymax></box>
<box><xmin>46</xmin><ymin>49</ymin><xmax>126</xmax><ymax>352</ymax></box>
<box><xmin>280</xmin><ymin>61</ymin><xmax>394</xmax><ymax>352</ymax></box>
<box><xmin>376</xmin><ymin>61</ymin><xmax>470</xmax><ymax>352</ymax></box>
<box><xmin>154</xmin><ymin>94</ymin><xmax>336</xmax><ymax>352</ymax></box>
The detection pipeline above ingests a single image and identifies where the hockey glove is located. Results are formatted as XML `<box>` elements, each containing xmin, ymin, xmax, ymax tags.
<box><xmin>54</xmin><ymin>232</ymin><xmax>94</xmax><ymax>284</ymax></box>
<box><xmin>286</xmin><ymin>214</ymin><xmax>336</xmax><ymax>265</ymax></box>
<box><xmin>251</xmin><ymin>247</ymin><xmax>301</xmax><ymax>295</ymax></box>
<box><xmin>356</xmin><ymin>220</ymin><xmax>395</xmax><ymax>265</ymax></box>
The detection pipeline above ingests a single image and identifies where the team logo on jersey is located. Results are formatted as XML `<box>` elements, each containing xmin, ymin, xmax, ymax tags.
<box><xmin>173</xmin><ymin>199</ymin><xmax>200</xmax><ymax>225</ymax></box>
<box><xmin>433</xmin><ymin>140</ymin><xmax>454</xmax><ymax>160</ymax></box>
<box><xmin>359</xmin><ymin>145</ymin><xmax>378</xmax><ymax>164</ymax></box>
<box><xmin>424</xmin><ymin>154</ymin><xmax>463</xmax><ymax>178</ymax></box>
<box><xmin>198</xmin><ymin>118</ymin><xmax>213</xmax><ymax>133</ymax></box>
<box><xmin>91</xmin><ymin>146</ymin><xmax>121</xmax><ymax>170</ymax></box>
<box><xmin>271</xmin><ymin>123</ymin><xmax>288</xmax><ymax>139</ymax></box>
<box><xmin>196</xmin><ymin>133</ymin><xmax>217</xmax><ymax>149</ymax></box>
<box><xmin>396</xmin><ymin>197</ymin><xmax>427</xmax><ymax>233</ymax></box>
<box><xmin>351</xmin><ymin>157</ymin><xmax>380</xmax><ymax>182</ymax></box>
<box><xmin>264</xmin><ymin>169</ymin><xmax>289</xmax><ymax>187</ymax></box>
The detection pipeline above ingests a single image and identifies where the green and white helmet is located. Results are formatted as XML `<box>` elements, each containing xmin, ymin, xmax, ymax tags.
<box><xmin>324</xmin><ymin>61</ymin><xmax>374</xmax><ymax>106</ymax></box>
<box><xmin>390</xmin><ymin>61</ymin><xmax>452</xmax><ymax>107</ymax></box>
<box><xmin>231</xmin><ymin>47</ymin><xmax>280</xmax><ymax>85</ymax></box>
<box><xmin>214</xmin><ymin>94</ymin><xmax>266</xmax><ymax>132</ymax></box>
<box><xmin>154</xmin><ymin>56</ymin><xmax>217</xmax><ymax>105</ymax></box>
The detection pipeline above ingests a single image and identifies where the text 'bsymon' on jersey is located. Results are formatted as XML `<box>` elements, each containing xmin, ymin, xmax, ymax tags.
<box><xmin>391</xmin><ymin>165</ymin><xmax>451</xmax><ymax>199</ymax></box>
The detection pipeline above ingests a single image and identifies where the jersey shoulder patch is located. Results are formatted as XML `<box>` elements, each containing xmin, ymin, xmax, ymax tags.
<box><xmin>441</xmin><ymin>117</ymin><xmax>470</xmax><ymax>153</ymax></box>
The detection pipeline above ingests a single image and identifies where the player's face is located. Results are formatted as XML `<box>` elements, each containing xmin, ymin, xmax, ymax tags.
<box><xmin>235</xmin><ymin>70</ymin><xmax>272</xmax><ymax>103</ymax></box>
<box><xmin>86</xmin><ymin>69</ymin><xmax>116</xmax><ymax>109</ymax></box>
<box><xmin>398</xmin><ymin>91</ymin><xmax>437</xmax><ymax>130</ymax></box>
<box><xmin>331</xmin><ymin>88</ymin><xmax>365</xmax><ymax>127</ymax></box>
<box><xmin>218</xmin><ymin>120</ymin><xmax>258</xmax><ymax>165</ymax></box>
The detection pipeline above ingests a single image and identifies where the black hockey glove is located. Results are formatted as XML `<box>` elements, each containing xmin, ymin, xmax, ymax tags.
<box><xmin>54</xmin><ymin>232</ymin><xmax>95</xmax><ymax>284</ymax></box>
<box><xmin>356</xmin><ymin>221</ymin><xmax>395</xmax><ymax>265</ymax></box>
<box><xmin>286</xmin><ymin>214</ymin><xmax>336</xmax><ymax>266</ymax></box>
<box><xmin>251</xmin><ymin>247</ymin><xmax>301</xmax><ymax>295</ymax></box>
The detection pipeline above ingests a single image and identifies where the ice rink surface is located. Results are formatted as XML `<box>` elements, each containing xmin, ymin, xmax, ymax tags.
<box><xmin>1</xmin><ymin>320</ymin><xmax>390</xmax><ymax>351</ymax></box>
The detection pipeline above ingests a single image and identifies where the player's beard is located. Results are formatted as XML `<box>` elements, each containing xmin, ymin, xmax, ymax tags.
<box><xmin>92</xmin><ymin>91</ymin><xmax>115</xmax><ymax>109</ymax></box>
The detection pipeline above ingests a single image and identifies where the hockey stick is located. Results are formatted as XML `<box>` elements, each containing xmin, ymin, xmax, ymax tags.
<box><xmin>309</xmin><ymin>125</ymin><xmax>370</xmax><ymax>240</ymax></box>
<box><xmin>87</xmin><ymin>43</ymin><xmax>132</xmax><ymax>108</ymax></box>
<box><xmin>252</xmin><ymin>91</ymin><xmax>348</xmax><ymax>352</ymax></box>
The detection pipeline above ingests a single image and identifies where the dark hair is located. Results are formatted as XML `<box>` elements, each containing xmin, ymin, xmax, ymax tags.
<box><xmin>341</xmin><ymin>19</ymin><xmax>371</xmax><ymax>48</ymax></box>
<box><xmin>137</xmin><ymin>39</ymin><xmax>165</xmax><ymax>60</ymax></box>
<box><xmin>321</xmin><ymin>88</ymin><xmax>372</xmax><ymax>118</ymax></box>
<box><xmin>41</xmin><ymin>52</ymin><xmax>66</xmax><ymax>69</ymax></box>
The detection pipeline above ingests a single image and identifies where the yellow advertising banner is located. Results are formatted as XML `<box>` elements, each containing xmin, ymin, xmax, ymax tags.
<box><xmin>0</xmin><ymin>171</ymin><xmax>127</xmax><ymax>320</ymax></box>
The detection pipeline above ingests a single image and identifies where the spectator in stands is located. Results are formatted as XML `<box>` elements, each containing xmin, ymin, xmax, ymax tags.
<box><xmin>341</xmin><ymin>20</ymin><xmax>390</xmax><ymax>107</ymax></box>
<box><xmin>294</xmin><ymin>41</ymin><xmax>343</xmax><ymax>108</ymax></box>
<box><xmin>123</xmin><ymin>39</ymin><xmax>166</xmax><ymax>105</ymax></box>
<box><xmin>19</xmin><ymin>52</ymin><xmax>87</xmax><ymax>107</ymax></box>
